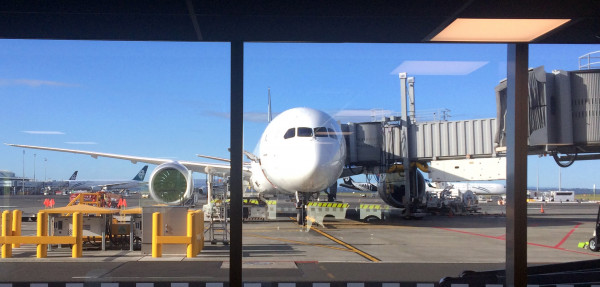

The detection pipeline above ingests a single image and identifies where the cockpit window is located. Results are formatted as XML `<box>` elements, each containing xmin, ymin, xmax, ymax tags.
<box><xmin>327</xmin><ymin>127</ymin><xmax>337</xmax><ymax>139</ymax></box>
<box><xmin>283</xmin><ymin>128</ymin><xmax>295</xmax><ymax>139</ymax></box>
<box><xmin>297</xmin><ymin>127</ymin><xmax>313</xmax><ymax>137</ymax></box>
<box><xmin>314</xmin><ymin>127</ymin><xmax>328</xmax><ymax>137</ymax></box>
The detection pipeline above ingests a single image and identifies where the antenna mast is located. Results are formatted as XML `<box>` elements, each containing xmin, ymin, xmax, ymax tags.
<box><xmin>268</xmin><ymin>88</ymin><xmax>272</xmax><ymax>122</ymax></box>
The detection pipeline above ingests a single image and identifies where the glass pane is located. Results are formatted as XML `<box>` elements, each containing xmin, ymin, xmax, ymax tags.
<box><xmin>314</xmin><ymin>127</ymin><xmax>329</xmax><ymax>137</ymax></box>
<box><xmin>297</xmin><ymin>127</ymin><xmax>313</xmax><ymax>137</ymax></box>
<box><xmin>3</xmin><ymin>37</ymin><xmax>598</xmax><ymax>287</ymax></box>
<box><xmin>283</xmin><ymin>128</ymin><xmax>295</xmax><ymax>139</ymax></box>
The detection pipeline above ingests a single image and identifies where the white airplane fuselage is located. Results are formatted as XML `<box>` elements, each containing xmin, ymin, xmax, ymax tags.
<box><xmin>437</xmin><ymin>182</ymin><xmax>506</xmax><ymax>195</ymax></box>
<box><xmin>67</xmin><ymin>180</ymin><xmax>146</xmax><ymax>191</ymax></box>
<box><xmin>250</xmin><ymin>107</ymin><xmax>346</xmax><ymax>195</ymax></box>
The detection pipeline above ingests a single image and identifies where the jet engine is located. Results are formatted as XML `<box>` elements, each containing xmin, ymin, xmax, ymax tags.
<box><xmin>148</xmin><ymin>162</ymin><xmax>193</xmax><ymax>205</ymax></box>
<box><xmin>377</xmin><ymin>170</ymin><xmax>426</xmax><ymax>208</ymax></box>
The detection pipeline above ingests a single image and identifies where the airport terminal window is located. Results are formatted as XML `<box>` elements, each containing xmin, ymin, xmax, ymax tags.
<box><xmin>297</xmin><ymin>127</ymin><xmax>313</xmax><ymax>137</ymax></box>
<box><xmin>284</xmin><ymin>128</ymin><xmax>295</xmax><ymax>139</ymax></box>
<box><xmin>314</xmin><ymin>127</ymin><xmax>328</xmax><ymax>137</ymax></box>
<box><xmin>6</xmin><ymin>38</ymin><xmax>599</xmax><ymax>287</ymax></box>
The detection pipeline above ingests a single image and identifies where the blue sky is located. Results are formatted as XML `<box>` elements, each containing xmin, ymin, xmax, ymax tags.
<box><xmin>1</xmin><ymin>40</ymin><xmax>598</xmax><ymax>188</ymax></box>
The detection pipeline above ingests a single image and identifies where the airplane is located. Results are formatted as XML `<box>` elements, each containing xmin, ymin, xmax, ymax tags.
<box><xmin>339</xmin><ymin>177</ymin><xmax>377</xmax><ymax>192</ymax></box>
<box><xmin>66</xmin><ymin>165</ymin><xmax>148</xmax><ymax>192</ymax></box>
<box><xmin>342</xmin><ymin>175</ymin><xmax>504</xmax><ymax>196</ymax></box>
<box><xmin>23</xmin><ymin>170</ymin><xmax>78</xmax><ymax>191</ymax></box>
<box><xmin>7</xmin><ymin>107</ymin><xmax>346</xmax><ymax>224</ymax></box>
<box><xmin>427</xmin><ymin>181</ymin><xmax>506</xmax><ymax>195</ymax></box>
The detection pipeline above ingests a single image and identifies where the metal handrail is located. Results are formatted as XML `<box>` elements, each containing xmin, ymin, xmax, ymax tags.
<box><xmin>579</xmin><ymin>51</ymin><xmax>600</xmax><ymax>69</ymax></box>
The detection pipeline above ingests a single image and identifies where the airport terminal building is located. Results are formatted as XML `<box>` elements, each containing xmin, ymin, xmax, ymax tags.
<box><xmin>0</xmin><ymin>170</ymin><xmax>30</xmax><ymax>195</ymax></box>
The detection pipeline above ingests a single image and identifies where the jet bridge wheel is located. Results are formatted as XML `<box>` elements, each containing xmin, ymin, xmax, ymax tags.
<box><xmin>589</xmin><ymin>237</ymin><xmax>599</xmax><ymax>252</ymax></box>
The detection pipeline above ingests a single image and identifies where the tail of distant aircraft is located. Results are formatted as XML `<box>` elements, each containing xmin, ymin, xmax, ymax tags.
<box><xmin>69</xmin><ymin>171</ymin><xmax>78</xmax><ymax>180</ymax></box>
<box><xmin>339</xmin><ymin>177</ymin><xmax>378</xmax><ymax>192</ymax></box>
<box><xmin>133</xmin><ymin>165</ymin><xmax>148</xmax><ymax>181</ymax></box>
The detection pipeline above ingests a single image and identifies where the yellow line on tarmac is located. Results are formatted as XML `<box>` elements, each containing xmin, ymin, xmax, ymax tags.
<box><xmin>325</xmin><ymin>224</ymin><xmax>412</xmax><ymax>230</ymax></box>
<box><xmin>310</xmin><ymin>226</ymin><xmax>381</xmax><ymax>262</ymax></box>
<box><xmin>245</xmin><ymin>234</ymin><xmax>353</xmax><ymax>252</ymax></box>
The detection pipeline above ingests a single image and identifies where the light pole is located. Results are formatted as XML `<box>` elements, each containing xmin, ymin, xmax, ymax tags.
<box><xmin>33</xmin><ymin>153</ymin><xmax>36</xmax><ymax>182</ymax></box>
<box><xmin>44</xmin><ymin>158</ymin><xmax>47</xmax><ymax>192</ymax></box>
<box><xmin>22</xmin><ymin>150</ymin><xmax>25</xmax><ymax>195</ymax></box>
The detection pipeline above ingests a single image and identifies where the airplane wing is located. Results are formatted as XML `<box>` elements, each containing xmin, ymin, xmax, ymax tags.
<box><xmin>6</xmin><ymin>143</ymin><xmax>242</xmax><ymax>177</ymax></box>
<box><xmin>94</xmin><ymin>181</ymin><xmax>147</xmax><ymax>190</ymax></box>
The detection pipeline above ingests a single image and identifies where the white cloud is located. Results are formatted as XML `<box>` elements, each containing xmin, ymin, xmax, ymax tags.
<box><xmin>64</xmin><ymin>142</ymin><xmax>97</xmax><ymax>145</ymax></box>
<box><xmin>208</xmin><ymin>111</ymin><xmax>278</xmax><ymax>123</ymax></box>
<box><xmin>333</xmin><ymin>109</ymin><xmax>397</xmax><ymax>123</ymax></box>
<box><xmin>390</xmin><ymin>61</ymin><xmax>488</xmax><ymax>76</ymax></box>
<box><xmin>0</xmin><ymin>78</ymin><xmax>75</xmax><ymax>87</ymax></box>
<box><xmin>22</xmin><ymin>131</ymin><xmax>65</xmax><ymax>135</ymax></box>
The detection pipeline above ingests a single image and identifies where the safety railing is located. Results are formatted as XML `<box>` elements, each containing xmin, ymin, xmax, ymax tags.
<box><xmin>152</xmin><ymin>210</ymin><xmax>204</xmax><ymax>258</ymax></box>
<box><xmin>1</xmin><ymin>210</ymin><xmax>84</xmax><ymax>258</ymax></box>
<box><xmin>579</xmin><ymin>50</ymin><xmax>600</xmax><ymax>70</ymax></box>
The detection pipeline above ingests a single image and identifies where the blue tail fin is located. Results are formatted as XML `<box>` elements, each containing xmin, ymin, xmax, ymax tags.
<box><xmin>133</xmin><ymin>165</ymin><xmax>148</xmax><ymax>181</ymax></box>
<box><xmin>69</xmin><ymin>171</ymin><xmax>78</xmax><ymax>180</ymax></box>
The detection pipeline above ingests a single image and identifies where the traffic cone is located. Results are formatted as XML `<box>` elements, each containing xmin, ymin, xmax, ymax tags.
<box><xmin>540</xmin><ymin>204</ymin><xmax>544</xmax><ymax>214</ymax></box>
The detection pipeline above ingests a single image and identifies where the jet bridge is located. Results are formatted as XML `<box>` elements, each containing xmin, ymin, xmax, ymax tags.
<box><xmin>342</xmin><ymin>118</ymin><xmax>503</xmax><ymax>181</ymax></box>
<box><xmin>341</xmin><ymin>61</ymin><xmax>599</xmax><ymax>214</ymax></box>
<box><xmin>495</xmin><ymin>65</ymin><xmax>600</xmax><ymax>166</ymax></box>
<box><xmin>341</xmin><ymin>74</ymin><xmax>505</xmax><ymax>213</ymax></box>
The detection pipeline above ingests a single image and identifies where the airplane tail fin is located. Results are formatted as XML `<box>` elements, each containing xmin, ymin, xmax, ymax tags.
<box><xmin>69</xmin><ymin>171</ymin><xmax>78</xmax><ymax>180</ymax></box>
<box><xmin>339</xmin><ymin>177</ymin><xmax>359</xmax><ymax>190</ymax></box>
<box><xmin>343</xmin><ymin>177</ymin><xmax>354</xmax><ymax>184</ymax></box>
<box><xmin>133</xmin><ymin>165</ymin><xmax>148</xmax><ymax>181</ymax></box>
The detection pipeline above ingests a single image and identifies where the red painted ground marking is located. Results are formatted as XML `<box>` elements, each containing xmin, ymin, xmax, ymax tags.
<box><xmin>554</xmin><ymin>223</ymin><xmax>581</xmax><ymax>248</ymax></box>
<box><xmin>434</xmin><ymin>225</ymin><xmax>600</xmax><ymax>257</ymax></box>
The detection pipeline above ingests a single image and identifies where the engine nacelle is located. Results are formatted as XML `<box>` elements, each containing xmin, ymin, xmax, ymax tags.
<box><xmin>149</xmin><ymin>162</ymin><xmax>193</xmax><ymax>205</ymax></box>
<box><xmin>377</xmin><ymin>170</ymin><xmax>426</xmax><ymax>208</ymax></box>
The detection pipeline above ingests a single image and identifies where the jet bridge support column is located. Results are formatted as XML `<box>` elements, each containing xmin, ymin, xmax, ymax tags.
<box><xmin>399</xmin><ymin>73</ymin><xmax>412</xmax><ymax>215</ymax></box>
<box><xmin>408</xmin><ymin>77</ymin><xmax>415</xmax><ymax>124</ymax></box>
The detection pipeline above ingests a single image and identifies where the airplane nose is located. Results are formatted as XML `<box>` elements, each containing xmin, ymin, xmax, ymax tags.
<box><xmin>262</xmin><ymin>139</ymin><xmax>345</xmax><ymax>193</ymax></box>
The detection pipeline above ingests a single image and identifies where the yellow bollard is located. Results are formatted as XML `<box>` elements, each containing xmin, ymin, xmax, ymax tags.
<box><xmin>2</xmin><ymin>210</ymin><xmax>12</xmax><ymax>258</ymax></box>
<box><xmin>36</xmin><ymin>212</ymin><xmax>48</xmax><ymax>258</ymax></box>
<box><xmin>187</xmin><ymin>211</ymin><xmax>195</xmax><ymax>258</ymax></box>
<box><xmin>11</xmin><ymin>210</ymin><xmax>22</xmax><ymax>248</ymax></box>
<box><xmin>72</xmin><ymin>212</ymin><xmax>83</xmax><ymax>258</ymax></box>
<box><xmin>152</xmin><ymin>212</ymin><xmax>163</xmax><ymax>257</ymax></box>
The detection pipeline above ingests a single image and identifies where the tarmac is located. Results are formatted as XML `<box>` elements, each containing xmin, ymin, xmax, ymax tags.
<box><xmin>1</xmin><ymin>194</ymin><xmax>600</xmax><ymax>285</ymax></box>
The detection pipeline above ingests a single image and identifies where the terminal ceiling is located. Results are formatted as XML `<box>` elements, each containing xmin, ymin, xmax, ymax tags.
<box><xmin>1</xmin><ymin>0</ymin><xmax>599</xmax><ymax>43</ymax></box>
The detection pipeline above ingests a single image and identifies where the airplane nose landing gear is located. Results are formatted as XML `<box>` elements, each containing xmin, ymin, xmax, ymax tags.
<box><xmin>295</xmin><ymin>191</ymin><xmax>320</xmax><ymax>225</ymax></box>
